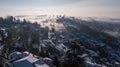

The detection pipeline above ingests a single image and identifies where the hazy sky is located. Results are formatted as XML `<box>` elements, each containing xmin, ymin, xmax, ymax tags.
<box><xmin>0</xmin><ymin>0</ymin><xmax>120</xmax><ymax>18</ymax></box>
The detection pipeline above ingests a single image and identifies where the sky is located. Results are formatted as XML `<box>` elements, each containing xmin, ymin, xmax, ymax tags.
<box><xmin>0</xmin><ymin>0</ymin><xmax>120</xmax><ymax>18</ymax></box>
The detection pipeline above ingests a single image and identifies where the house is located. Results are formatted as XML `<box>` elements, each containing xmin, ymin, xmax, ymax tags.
<box><xmin>5</xmin><ymin>51</ymin><xmax>49</xmax><ymax>67</ymax></box>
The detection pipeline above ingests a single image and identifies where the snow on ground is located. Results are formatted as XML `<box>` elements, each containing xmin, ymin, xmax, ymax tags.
<box><xmin>86</xmin><ymin>61</ymin><xmax>107</xmax><ymax>67</ymax></box>
<box><xmin>55</xmin><ymin>43</ymin><xmax>68</xmax><ymax>52</ymax></box>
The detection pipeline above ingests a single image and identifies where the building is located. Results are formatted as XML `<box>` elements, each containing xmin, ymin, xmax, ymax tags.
<box><xmin>5</xmin><ymin>51</ymin><xmax>49</xmax><ymax>67</ymax></box>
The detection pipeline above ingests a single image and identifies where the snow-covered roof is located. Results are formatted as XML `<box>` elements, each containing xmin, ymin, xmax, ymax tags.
<box><xmin>34</xmin><ymin>60</ymin><xmax>49</xmax><ymax>67</ymax></box>
<box><xmin>12</xmin><ymin>56</ymin><xmax>49</xmax><ymax>67</ymax></box>
<box><xmin>9</xmin><ymin>51</ymin><xmax>28</xmax><ymax>59</ymax></box>
<box><xmin>14</xmin><ymin>55</ymin><xmax>38</xmax><ymax>63</ymax></box>
<box><xmin>12</xmin><ymin>60</ymin><xmax>34</xmax><ymax>67</ymax></box>
<box><xmin>43</xmin><ymin>57</ymin><xmax>52</xmax><ymax>61</ymax></box>
<box><xmin>8</xmin><ymin>51</ymin><xmax>49</xmax><ymax>67</ymax></box>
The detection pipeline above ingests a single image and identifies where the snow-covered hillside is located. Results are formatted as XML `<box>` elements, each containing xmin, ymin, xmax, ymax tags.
<box><xmin>0</xmin><ymin>16</ymin><xmax>120</xmax><ymax>67</ymax></box>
